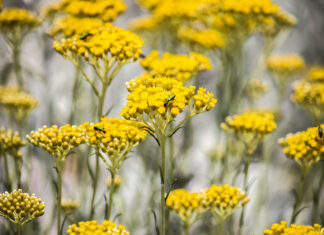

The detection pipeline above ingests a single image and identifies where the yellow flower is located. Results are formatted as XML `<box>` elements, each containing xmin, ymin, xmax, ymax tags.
<box><xmin>166</xmin><ymin>189</ymin><xmax>204</xmax><ymax>223</ymax></box>
<box><xmin>306</xmin><ymin>66</ymin><xmax>324</xmax><ymax>83</ymax></box>
<box><xmin>0</xmin><ymin>86</ymin><xmax>39</xmax><ymax>121</ymax></box>
<box><xmin>67</xmin><ymin>220</ymin><xmax>130</xmax><ymax>235</ymax></box>
<box><xmin>0</xmin><ymin>189</ymin><xmax>45</xmax><ymax>226</ymax></box>
<box><xmin>245</xmin><ymin>79</ymin><xmax>269</xmax><ymax>101</ymax></box>
<box><xmin>61</xmin><ymin>200</ymin><xmax>79</xmax><ymax>213</ymax></box>
<box><xmin>121</xmin><ymin>75</ymin><xmax>217</xmax><ymax>122</ymax></box>
<box><xmin>178</xmin><ymin>27</ymin><xmax>225</xmax><ymax>49</ymax></box>
<box><xmin>106</xmin><ymin>175</ymin><xmax>123</xmax><ymax>188</ymax></box>
<box><xmin>0</xmin><ymin>8</ymin><xmax>40</xmax><ymax>31</ymax></box>
<box><xmin>140</xmin><ymin>51</ymin><xmax>212</xmax><ymax>82</ymax></box>
<box><xmin>0</xmin><ymin>127</ymin><xmax>26</xmax><ymax>158</ymax></box>
<box><xmin>201</xmin><ymin>184</ymin><xmax>250</xmax><ymax>221</ymax></box>
<box><xmin>267</xmin><ymin>53</ymin><xmax>305</xmax><ymax>75</ymax></box>
<box><xmin>278</xmin><ymin>124</ymin><xmax>324</xmax><ymax>172</ymax></box>
<box><xmin>129</xmin><ymin>16</ymin><xmax>160</xmax><ymax>31</ymax></box>
<box><xmin>263</xmin><ymin>221</ymin><xmax>324</xmax><ymax>235</ymax></box>
<box><xmin>291</xmin><ymin>80</ymin><xmax>324</xmax><ymax>120</ymax></box>
<box><xmin>43</xmin><ymin>0</ymin><xmax>126</xmax><ymax>22</ymax></box>
<box><xmin>53</xmin><ymin>23</ymin><xmax>144</xmax><ymax>63</ymax></box>
<box><xmin>221</xmin><ymin>112</ymin><xmax>276</xmax><ymax>154</ymax></box>
<box><xmin>26</xmin><ymin>124</ymin><xmax>87</xmax><ymax>161</ymax></box>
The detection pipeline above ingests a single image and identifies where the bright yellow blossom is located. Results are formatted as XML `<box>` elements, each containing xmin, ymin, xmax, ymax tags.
<box><xmin>221</xmin><ymin>112</ymin><xmax>276</xmax><ymax>154</ymax></box>
<box><xmin>263</xmin><ymin>221</ymin><xmax>324</xmax><ymax>235</ymax></box>
<box><xmin>278</xmin><ymin>124</ymin><xmax>324</xmax><ymax>172</ymax></box>
<box><xmin>61</xmin><ymin>200</ymin><xmax>79</xmax><ymax>213</ymax></box>
<box><xmin>140</xmin><ymin>51</ymin><xmax>212</xmax><ymax>82</ymax></box>
<box><xmin>0</xmin><ymin>8</ymin><xmax>40</xmax><ymax>31</ymax></box>
<box><xmin>267</xmin><ymin>53</ymin><xmax>305</xmax><ymax>75</ymax></box>
<box><xmin>0</xmin><ymin>127</ymin><xmax>26</xmax><ymax>158</ymax></box>
<box><xmin>201</xmin><ymin>184</ymin><xmax>250</xmax><ymax>221</ymax></box>
<box><xmin>166</xmin><ymin>189</ymin><xmax>204</xmax><ymax>224</ymax></box>
<box><xmin>306</xmin><ymin>66</ymin><xmax>324</xmax><ymax>83</ymax></box>
<box><xmin>0</xmin><ymin>189</ymin><xmax>45</xmax><ymax>226</ymax></box>
<box><xmin>129</xmin><ymin>16</ymin><xmax>160</xmax><ymax>31</ymax></box>
<box><xmin>26</xmin><ymin>124</ymin><xmax>87</xmax><ymax>161</ymax></box>
<box><xmin>67</xmin><ymin>220</ymin><xmax>130</xmax><ymax>235</ymax></box>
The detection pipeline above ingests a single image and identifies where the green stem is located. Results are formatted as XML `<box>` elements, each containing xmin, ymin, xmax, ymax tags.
<box><xmin>68</xmin><ymin>65</ymin><xmax>82</xmax><ymax>124</ymax></box>
<box><xmin>312</xmin><ymin>163</ymin><xmax>324</xmax><ymax>223</ymax></box>
<box><xmin>159</xmin><ymin>134</ymin><xmax>166</xmax><ymax>235</ymax></box>
<box><xmin>90</xmin><ymin>151</ymin><xmax>100</xmax><ymax>220</ymax></box>
<box><xmin>56</xmin><ymin>161</ymin><xmax>63</xmax><ymax>235</ymax></box>
<box><xmin>4</xmin><ymin>153</ymin><xmax>12</xmax><ymax>191</ymax></box>
<box><xmin>13</xmin><ymin>39</ymin><xmax>23</xmax><ymax>89</ymax></box>
<box><xmin>290</xmin><ymin>169</ymin><xmax>307</xmax><ymax>224</ymax></box>
<box><xmin>13</xmin><ymin>158</ymin><xmax>22</xmax><ymax>189</ymax></box>
<box><xmin>238</xmin><ymin>153</ymin><xmax>252</xmax><ymax>235</ymax></box>
<box><xmin>15</xmin><ymin>224</ymin><xmax>22</xmax><ymax>235</ymax></box>
<box><xmin>183</xmin><ymin>222</ymin><xmax>190</xmax><ymax>235</ymax></box>
<box><xmin>218</xmin><ymin>220</ymin><xmax>224</xmax><ymax>235</ymax></box>
<box><xmin>106</xmin><ymin>170</ymin><xmax>115</xmax><ymax>220</ymax></box>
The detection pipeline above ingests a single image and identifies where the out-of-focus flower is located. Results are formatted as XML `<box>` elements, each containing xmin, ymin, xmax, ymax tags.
<box><xmin>178</xmin><ymin>27</ymin><xmax>225</xmax><ymax>50</ymax></box>
<box><xmin>306</xmin><ymin>66</ymin><xmax>324</xmax><ymax>83</ymax></box>
<box><xmin>140</xmin><ymin>51</ymin><xmax>212</xmax><ymax>82</ymax></box>
<box><xmin>61</xmin><ymin>200</ymin><xmax>79</xmax><ymax>214</ymax></box>
<box><xmin>267</xmin><ymin>53</ymin><xmax>305</xmax><ymax>75</ymax></box>
<box><xmin>263</xmin><ymin>221</ymin><xmax>324</xmax><ymax>235</ymax></box>
<box><xmin>0</xmin><ymin>127</ymin><xmax>26</xmax><ymax>159</ymax></box>
<box><xmin>0</xmin><ymin>86</ymin><xmax>39</xmax><ymax>122</ymax></box>
<box><xmin>129</xmin><ymin>15</ymin><xmax>159</xmax><ymax>31</ymax></box>
<box><xmin>201</xmin><ymin>184</ymin><xmax>250</xmax><ymax>221</ymax></box>
<box><xmin>0</xmin><ymin>8</ymin><xmax>41</xmax><ymax>32</ymax></box>
<box><xmin>221</xmin><ymin>112</ymin><xmax>276</xmax><ymax>154</ymax></box>
<box><xmin>106</xmin><ymin>175</ymin><xmax>123</xmax><ymax>188</ymax></box>
<box><xmin>0</xmin><ymin>189</ymin><xmax>45</xmax><ymax>226</ymax></box>
<box><xmin>278</xmin><ymin>124</ymin><xmax>324</xmax><ymax>173</ymax></box>
<box><xmin>84</xmin><ymin>117</ymin><xmax>147</xmax><ymax>171</ymax></box>
<box><xmin>291</xmin><ymin>80</ymin><xmax>324</xmax><ymax>121</ymax></box>
<box><xmin>245</xmin><ymin>79</ymin><xmax>269</xmax><ymax>101</ymax></box>
<box><xmin>121</xmin><ymin>75</ymin><xmax>217</xmax><ymax>122</ymax></box>
<box><xmin>166</xmin><ymin>189</ymin><xmax>204</xmax><ymax>224</ymax></box>
<box><xmin>43</xmin><ymin>0</ymin><xmax>126</xmax><ymax>22</ymax></box>
<box><xmin>66</xmin><ymin>220</ymin><xmax>130</xmax><ymax>235</ymax></box>
<box><xmin>26</xmin><ymin>124</ymin><xmax>87</xmax><ymax>161</ymax></box>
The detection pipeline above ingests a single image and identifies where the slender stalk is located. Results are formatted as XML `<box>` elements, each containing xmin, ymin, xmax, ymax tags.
<box><xmin>217</xmin><ymin>220</ymin><xmax>224</xmax><ymax>235</ymax></box>
<box><xmin>15</xmin><ymin>224</ymin><xmax>22</xmax><ymax>235</ymax></box>
<box><xmin>312</xmin><ymin>163</ymin><xmax>324</xmax><ymax>223</ymax></box>
<box><xmin>13</xmin><ymin>158</ymin><xmax>22</xmax><ymax>189</ymax></box>
<box><xmin>3</xmin><ymin>153</ymin><xmax>12</xmax><ymax>191</ymax></box>
<box><xmin>290</xmin><ymin>169</ymin><xmax>307</xmax><ymax>224</ymax></box>
<box><xmin>56</xmin><ymin>161</ymin><xmax>63</xmax><ymax>235</ymax></box>
<box><xmin>68</xmin><ymin>65</ymin><xmax>82</xmax><ymax>124</ymax></box>
<box><xmin>183</xmin><ymin>222</ymin><xmax>190</xmax><ymax>235</ymax></box>
<box><xmin>106</xmin><ymin>170</ymin><xmax>115</xmax><ymax>220</ymax></box>
<box><xmin>238</xmin><ymin>153</ymin><xmax>252</xmax><ymax>235</ymax></box>
<box><xmin>159</xmin><ymin>134</ymin><xmax>167</xmax><ymax>235</ymax></box>
<box><xmin>12</xmin><ymin>39</ymin><xmax>24</xmax><ymax>89</ymax></box>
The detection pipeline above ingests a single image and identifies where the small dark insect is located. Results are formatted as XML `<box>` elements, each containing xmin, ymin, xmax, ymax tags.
<box><xmin>80</xmin><ymin>32</ymin><xmax>93</xmax><ymax>40</ymax></box>
<box><xmin>318</xmin><ymin>125</ymin><xmax>323</xmax><ymax>138</ymax></box>
<box><xmin>164</xmin><ymin>94</ymin><xmax>175</xmax><ymax>107</ymax></box>
<box><xmin>139</xmin><ymin>53</ymin><xmax>146</xmax><ymax>59</ymax></box>
<box><xmin>94</xmin><ymin>126</ymin><xmax>106</xmax><ymax>133</ymax></box>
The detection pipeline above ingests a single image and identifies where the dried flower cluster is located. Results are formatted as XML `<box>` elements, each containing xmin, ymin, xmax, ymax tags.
<box><xmin>0</xmin><ymin>189</ymin><xmax>45</xmax><ymax>225</ymax></box>
<box><xmin>267</xmin><ymin>54</ymin><xmax>305</xmax><ymax>75</ymax></box>
<box><xmin>0</xmin><ymin>8</ymin><xmax>40</xmax><ymax>31</ymax></box>
<box><xmin>67</xmin><ymin>220</ymin><xmax>130</xmax><ymax>235</ymax></box>
<box><xmin>263</xmin><ymin>221</ymin><xmax>324</xmax><ymax>235</ymax></box>
<box><xmin>0</xmin><ymin>127</ymin><xmax>26</xmax><ymax>158</ymax></box>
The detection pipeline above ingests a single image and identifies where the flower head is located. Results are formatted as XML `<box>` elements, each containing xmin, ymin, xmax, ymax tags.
<box><xmin>140</xmin><ymin>51</ymin><xmax>212</xmax><ymax>82</ymax></box>
<box><xmin>26</xmin><ymin>124</ymin><xmax>87</xmax><ymax>160</ymax></box>
<box><xmin>166</xmin><ymin>189</ymin><xmax>204</xmax><ymax>223</ymax></box>
<box><xmin>61</xmin><ymin>200</ymin><xmax>79</xmax><ymax>214</ymax></box>
<box><xmin>278</xmin><ymin>124</ymin><xmax>324</xmax><ymax>172</ymax></box>
<box><xmin>0</xmin><ymin>189</ymin><xmax>45</xmax><ymax>226</ymax></box>
<box><xmin>263</xmin><ymin>221</ymin><xmax>324</xmax><ymax>235</ymax></box>
<box><xmin>306</xmin><ymin>66</ymin><xmax>324</xmax><ymax>83</ymax></box>
<box><xmin>53</xmin><ymin>23</ymin><xmax>144</xmax><ymax>63</ymax></box>
<box><xmin>201</xmin><ymin>184</ymin><xmax>250</xmax><ymax>221</ymax></box>
<box><xmin>267</xmin><ymin>53</ymin><xmax>305</xmax><ymax>75</ymax></box>
<box><xmin>0</xmin><ymin>8</ymin><xmax>40</xmax><ymax>31</ymax></box>
<box><xmin>129</xmin><ymin>16</ymin><xmax>160</xmax><ymax>31</ymax></box>
<box><xmin>0</xmin><ymin>127</ymin><xmax>26</xmax><ymax>159</ymax></box>
<box><xmin>106</xmin><ymin>175</ymin><xmax>123</xmax><ymax>188</ymax></box>
<box><xmin>221</xmin><ymin>112</ymin><xmax>276</xmax><ymax>154</ymax></box>
<box><xmin>121</xmin><ymin>75</ymin><xmax>217</xmax><ymax>122</ymax></box>
<box><xmin>67</xmin><ymin>220</ymin><xmax>130</xmax><ymax>235</ymax></box>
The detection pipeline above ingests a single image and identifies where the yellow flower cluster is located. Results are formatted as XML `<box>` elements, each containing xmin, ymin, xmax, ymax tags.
<box><xmin>121</xmin><ymin>75</ymin><xmax>217</xmax><ymax>121</ymax></box>
<box><xmin>178</xmin><ymin>27</ymin><xmax>225</xmax><ymax>49</ymax></box>
<box><xmin>0</xmin><ymin>189</ymin><xmax>45</xmax><ymax>225</ymax></box>
<box><xmin>166</xmin><ymin>189</ymin><xmax>203</xmax><ymax>223</ymax></box>
<box><xmin>291</xmin><ymin>80</ymin><xmax>324</xmax><ymax>120</ymax></box>
<box><xmin>306</xmin><ymin>66</ymin><xmax>324</xmax><ymax>82</ymax></box>
<box><xmin>140</xmin><ymin>51</ymin><xmax>212</xmax><ymax>82</ymax></box>
<box><xmin>278</xmin><ymin>124</ymin><xmax>324</xmax><ymax>171</ymax></box>
<box><xmin>221</xmin><ymin>112</ymin><xmax>276</xmax><ymax>154</ymax></box>
<box><xmin>245</xmin><ymin>79</ymin><xmax>269</xmax><ymax>101</ymax></box>
<box><xmin>49</xmin><ymin>16</ymin><xmax>104</xmax><ymax>38</ymax></box>
<box><xmin>129</xmin><ymin>16</ymin><xmax>159</xmax><ymax>31</ymax></box>
<box><xmin>67</xmin><ymin>220</ymin><xmax>129</xmax><ymax>235</ymax></box>
<box><xmin>202</xmin><ymin>184</ymin><xmax>250</xmax><ymax>221</ymax></box>
<box><xmin>26</xmin><ymin>124</ymin><xmax>87</xmax><ymax>159</ymax></box>
<box><xmin>263</xmin><ymin>221</ymin><xmax>324</xmax><ymax>235</ymax></box>
<box><xmin>267</xmin><ymin>54</ymin><xmax>305</xmax><ymax>75</ymax></box>
<box><xmin>0</xmin><ymin>8</ymin><xmax>40</xmax><ymax>30</ymax></box>
<box><xmin>61</xmin><ymin>200</ymin><xmax>79</xmax><ymax>212</ymax></box>
<box><xmin>0</xmin><ymin>127</ymin><xmax>26</xmax><ymax>158</ymax></box>
<box><xmin>85</xmin><ymin>117</ymin><xmax>147</xmax><ymax>157</ymax></box>
<box><xmin>44</xmin><ymin>0</ymin><xmax>126</xmax><ymax>22</ymax></box>
<box><xmin>53</xmin><ymin>23</ymin><xmax>144</xmax><ymax>62</ymax></box>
